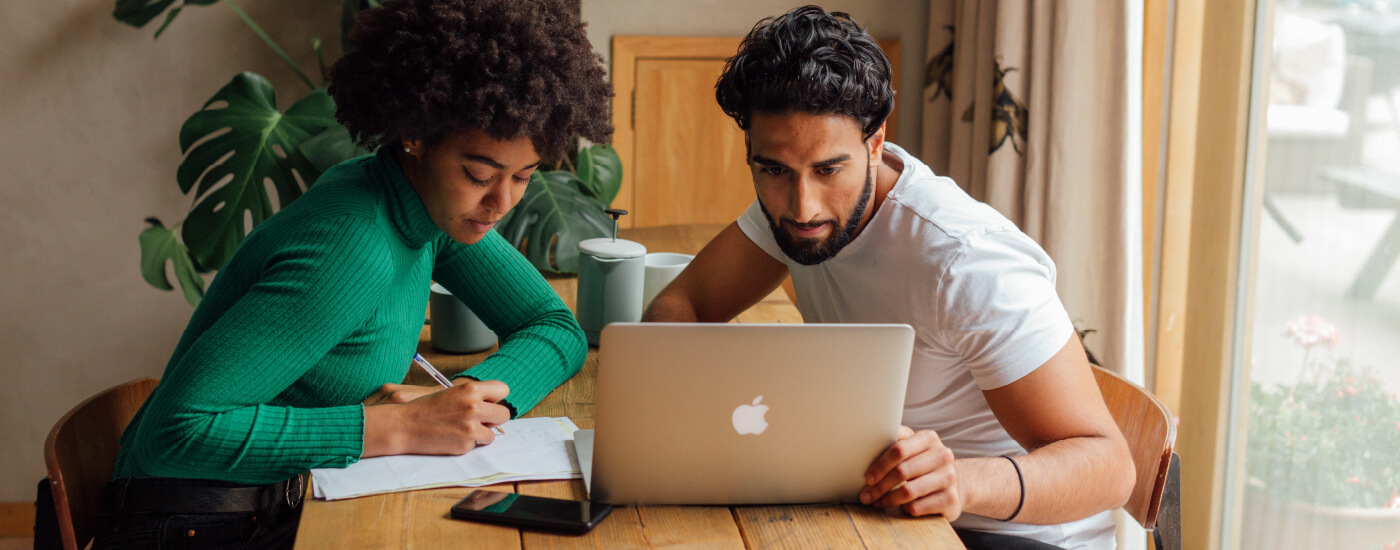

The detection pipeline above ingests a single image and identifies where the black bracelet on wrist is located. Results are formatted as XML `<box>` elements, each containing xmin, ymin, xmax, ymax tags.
<box><xmin>1000</xmin><ymin>454</ymin><xmax>1025</xmax><ymax>522</ymax></box>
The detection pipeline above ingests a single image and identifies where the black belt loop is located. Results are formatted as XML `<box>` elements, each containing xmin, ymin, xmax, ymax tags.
<box><xmin>106</xmin><ymin>477</ymin><xmax>132</xmax><ymax>534</ymax></box>
<box><xmin>113</xmin><ymin>477</ymin><xmax>131</xmax><ymax>516</ymax></box>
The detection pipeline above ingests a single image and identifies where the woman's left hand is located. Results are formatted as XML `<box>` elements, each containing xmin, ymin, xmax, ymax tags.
<box><xmin>363</xmin><ymin>383</ymin><xmax>445</xmax><ymax>406</ymax></box>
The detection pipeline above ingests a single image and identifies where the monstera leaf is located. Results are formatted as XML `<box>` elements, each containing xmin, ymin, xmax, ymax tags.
<box><xmin>177</xmin><ymin>72</ymin><xmax>338</xmax><ymax>270</ymax></box>
<box><xmin>139</xmin><ymin>218</ymin><xmax>206</xmax><ymax>306</ymax></box>
<box><xmin>299</xmin><ymin>125</ymin><xmax>370</xmax><ymax>173</ymax></box>
<box><xmin>574</xmin><ymin>144</ymin><xmax>622</xmax><ymax>207</ymax></box>
<box><xmin>495</xmin><ymin>171</ymin><xmax>613</xmax><ymax>273</ymax></box>
<box><xmin>113</xmin><ymin>0</ymin><xmax>218</xmax><ymax>37</ymax></box>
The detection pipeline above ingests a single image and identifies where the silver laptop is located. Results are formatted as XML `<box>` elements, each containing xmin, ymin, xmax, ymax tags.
<box><xmin>588</xmin><ymin>322</ymin><xmax>914</xmax><ymax>505</ymax></box>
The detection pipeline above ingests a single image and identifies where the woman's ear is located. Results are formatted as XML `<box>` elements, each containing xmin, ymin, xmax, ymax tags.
<box><xmin>402</xmin><ymin>139</ymin><xmax>424</xmax><ymax>157</ymax></box>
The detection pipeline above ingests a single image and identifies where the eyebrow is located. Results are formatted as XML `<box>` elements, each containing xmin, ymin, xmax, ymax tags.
<box><xmin>751</xmin><ymin>154</ymin><xmax>852</xmax><ymax>168</ymax></box>
<box><xmin>464</xmin><ymin>154</ymin><xmax>542</xmax><ymax>171</ymax></box>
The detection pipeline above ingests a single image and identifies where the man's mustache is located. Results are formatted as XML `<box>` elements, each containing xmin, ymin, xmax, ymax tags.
<box><xmin>780</xmin><ymin>219</ymin><xmax>836</xmax><ymax>232</ymax></box>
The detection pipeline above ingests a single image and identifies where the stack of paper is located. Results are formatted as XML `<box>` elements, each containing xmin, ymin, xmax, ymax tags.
<box><xmin>312</xmin><ymin>417</ymin><xmax>581</xmax><ymax>500</ymax></box>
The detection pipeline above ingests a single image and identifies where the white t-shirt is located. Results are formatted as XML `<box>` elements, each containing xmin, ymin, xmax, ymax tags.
<box><xmin>736</xmin><ymin>143</ymin><xmax>1115</xmax><ymax>550</ymax></box>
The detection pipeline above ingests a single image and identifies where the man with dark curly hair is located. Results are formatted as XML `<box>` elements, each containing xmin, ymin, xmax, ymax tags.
<box><xmin>646</xmin><ymin>6</ymin><xmax>1133</xmax><ymax>550</ymax></box>
<box><xmin>94</xmin><ymin>1</ymin><xmax>611</xmax><ymax>548</ymax></box>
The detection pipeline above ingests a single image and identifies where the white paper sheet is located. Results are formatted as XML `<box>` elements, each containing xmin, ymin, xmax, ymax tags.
<box><xmin>573</xmin><ymin>429</ymin><xmax>594</xmax><ymax>497</ymax></box>
<box><xmin>311</xmin><ymin>417</ymin><xmax>580</xmax><ymax>500</ymax></box>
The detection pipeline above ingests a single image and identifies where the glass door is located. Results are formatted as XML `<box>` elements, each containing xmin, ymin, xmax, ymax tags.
<box><xmin>1230</xmin><ymin>1</ymin><xmax>1400</xmax><ymax>548</ymax></box>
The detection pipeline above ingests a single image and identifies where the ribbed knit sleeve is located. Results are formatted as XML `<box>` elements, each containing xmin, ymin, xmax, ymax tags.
<box><xmin>433</xmin><ymin>231</ymin><xmax>587</xmax><ymax>416</ymax></box>
<box><xmin>127</xmin><ymin>216</ymin><xmax>394</xmax><ymax>481</ymax></box>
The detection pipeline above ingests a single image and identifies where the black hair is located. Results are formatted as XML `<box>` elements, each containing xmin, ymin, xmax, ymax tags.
<box><xmin>715</xmin><ymin>5</ymin><xmax>894</xmax><ymax>140</ymax></box>
<box><xmin>328</xmin><ymin>0</ymin><xmax>614</xmax><ymax>161</ymax></box>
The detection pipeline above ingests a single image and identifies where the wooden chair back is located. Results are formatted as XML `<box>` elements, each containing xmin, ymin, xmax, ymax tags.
<box><xmin>43</xmin><ymin>378</ymin><xmax>158</xmax><ymax>550</ymax></box>
<box><xmin>1090</xmin><ymin>366</ymin><xmax>1176</xmax><ymax>530</ymax></box>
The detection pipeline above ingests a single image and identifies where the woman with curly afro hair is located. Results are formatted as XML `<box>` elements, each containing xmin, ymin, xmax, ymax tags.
<box><xmin>94</xmin><ymin>1</ymin><xmax>611</xmax><ymax>548</ymax></box>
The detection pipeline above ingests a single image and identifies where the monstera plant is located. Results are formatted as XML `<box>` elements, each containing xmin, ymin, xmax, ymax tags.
<box><xmin>497</xmin><ymin>144</ymin><xmax>622</xmax><ymax>274</ymax></box>
<box><xmin>122</xmin><ymin>0</ymin><xmax>619</xmax><ymax>306</ymax></box>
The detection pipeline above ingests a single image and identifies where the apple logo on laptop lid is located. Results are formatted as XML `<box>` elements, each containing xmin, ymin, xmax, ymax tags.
<box><xmin>732</xmin><ymin>395</ymin><xmax>769</xmax><ymax>435</ymax></box>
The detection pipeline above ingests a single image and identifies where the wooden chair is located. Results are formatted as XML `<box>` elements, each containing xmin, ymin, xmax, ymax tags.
<box><xmin>1091</xmin><ymin>365</ymin><xmax>1181</xmax><ymax>550</ymax></box>
<box><xmin>43</xmin><ymin>378</ymin><xmax>158</xmax><ymax>550</ymax></box>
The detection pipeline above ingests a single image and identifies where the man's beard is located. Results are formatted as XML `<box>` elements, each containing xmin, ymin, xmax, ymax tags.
<box><xmin>759</xmin><ymin>162</ymin><xmax>875</xmax><ymax>266</ymax></box>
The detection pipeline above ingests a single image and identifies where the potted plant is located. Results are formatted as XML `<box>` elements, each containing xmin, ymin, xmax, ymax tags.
<box><xmin>122</xmin><ymin>0</ymin><xmax>620</xmax><ymax>307</ymax></box>
<box><xmin>1241</xmin><ymin>315</ymin><xmax>1400</xmax><ymax>550</ymax></box>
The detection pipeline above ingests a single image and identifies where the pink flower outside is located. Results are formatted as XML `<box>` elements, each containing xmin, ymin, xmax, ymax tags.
<box><xmin>1284</xmin><ymin>315</ymin><xmax>1339</xmax><ymax>349</ymax></box>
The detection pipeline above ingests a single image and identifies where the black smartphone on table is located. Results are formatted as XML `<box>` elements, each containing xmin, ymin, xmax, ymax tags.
<box><xmin>450</xmin><ymin>490</ymin><xmax>613</xmax><ymax>534</ymax></box>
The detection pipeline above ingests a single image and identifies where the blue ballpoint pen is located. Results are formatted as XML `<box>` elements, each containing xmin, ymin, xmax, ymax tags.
<box><xmin>412</xmin><ymin>353</ymin><xmax>505</xmax><ymax>435</ymax></box>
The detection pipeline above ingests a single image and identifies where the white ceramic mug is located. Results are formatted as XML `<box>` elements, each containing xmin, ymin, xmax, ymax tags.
<box><xmin>642</xmin><ymin>252</ymin><xmax>695</xmax><ymax>312</ymax></box>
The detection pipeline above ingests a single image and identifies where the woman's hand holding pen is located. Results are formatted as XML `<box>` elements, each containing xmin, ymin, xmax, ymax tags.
<box><xmin>363</xmin><ymin>380</ymin><xmax>512</xmax><ymax>457</ymax></box>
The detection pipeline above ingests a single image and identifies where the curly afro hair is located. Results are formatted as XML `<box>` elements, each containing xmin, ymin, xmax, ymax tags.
<box><xmin>328</xmin><ymin>0</ymin><xmax>613</xmax><ymax>161</ymax></box>
<box><xmin>716</xmin><ymin>5</ymin><xmax>893</xmax><ymax>141</ymax></box>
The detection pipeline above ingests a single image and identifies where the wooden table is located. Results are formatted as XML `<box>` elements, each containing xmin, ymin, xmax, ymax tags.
<box><xmin>293</xmin><ymin>224</ymin><xmax>965</xmax><ymax>549</ymax></box>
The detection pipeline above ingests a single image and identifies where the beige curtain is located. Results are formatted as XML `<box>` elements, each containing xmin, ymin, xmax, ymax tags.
<box><xmin>922</xmin><ymin>0</ymin><xmax>1143</xmax><ymax>382</ymax></box>
<box><xmin>923</xmin><ymin>2</ymin><xmax>1146</xmax><ymax>547</ymax></box>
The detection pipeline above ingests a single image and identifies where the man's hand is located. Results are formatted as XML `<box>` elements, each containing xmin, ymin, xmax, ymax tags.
<box><xmin>363</xmin><ymin>380</ymin><xmax>511</xmax><ymax>457</ymax></box>
<box><xmin>362</xmin><ymin>383</ymin><xmax>444</xmax><ymax>406</ymax></box>
<box><xmin>861</xmin><ymin>426</ymin><xmax>963</xmax><ymax>520</ymax></box>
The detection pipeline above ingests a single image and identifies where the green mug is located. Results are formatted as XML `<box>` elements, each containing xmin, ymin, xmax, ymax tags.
<box><xmin>429</xmin><ymin>283</ymin><xmax>498</xmax><ymax>353</ymax></box>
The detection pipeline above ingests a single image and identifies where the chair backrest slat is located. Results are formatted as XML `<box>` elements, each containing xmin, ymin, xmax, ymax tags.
<box><xmin>43</xmin><ymin>378</ymin><xmax>158</xmax><ymax>550</ymax></box>
<box><xmin>1091</xmin><ymin>366</ymin><xmax>1175</xmax><ymax>529</ymax></box>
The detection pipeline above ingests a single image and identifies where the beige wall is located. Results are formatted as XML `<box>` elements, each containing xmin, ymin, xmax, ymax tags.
<box><xmin>0</xmin><ymin>0</ymin><xmax>926</xmax><ymax>502</ymax></box>
<box><xmin>0</xmin><ymin>0</ymin><xmax>341</xmax><ymax>502</ymax></box>
<box><xmin>582</xmin><ymin>0</ymin><xmax>928</xmax><ymax>153</ymax></box>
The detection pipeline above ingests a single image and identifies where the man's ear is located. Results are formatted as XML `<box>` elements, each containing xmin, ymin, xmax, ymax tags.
<box><xmin>866</xmin><ymin>122</ymin><xmax>888</xmax><ymax>166</ymax></box>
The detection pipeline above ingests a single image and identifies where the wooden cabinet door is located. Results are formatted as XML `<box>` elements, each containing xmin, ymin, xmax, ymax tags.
<box><xmin>632</xmin><ymin>57</ymin><xmax>751</xmax><ymax>228</ymax></box>
<box><xmin>612</xmin><ymin>36</ymin><xmax>900</xmax><ymax>229</ymax></box>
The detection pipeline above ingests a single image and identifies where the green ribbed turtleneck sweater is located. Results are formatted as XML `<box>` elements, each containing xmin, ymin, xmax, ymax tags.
<box><xmin>113</xmin><ymin>148</ymin><xmax>587</xmax><ymax>483</ymax></box>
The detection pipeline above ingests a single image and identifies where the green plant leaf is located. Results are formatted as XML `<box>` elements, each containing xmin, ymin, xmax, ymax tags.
<box><xmin>495</xmin><ymin>171</ymin><xmax>613</xmax><ymax>273</ymax></box>
<box><xmin>177</xmin><ymin>72</ymin><xmax>338</xmax><ymax>270</ymax></box>
<box><xmin>153</xmin><ymin>6</ymin><xmax>181</xmax><ymax>38</ymax></box>
<box><xmin>574</xmin><ymin>144</ymin><xmax>622</xmax><ymax>207</ymax></box>
<box><xmin>298</xmin><ymin>125</ymin><xmax>371</xmax><ymax>173</ymax></box>
<box><xmin>139</xmin><ymin>218</ymin><xmax>206</xmax><ymax>306</ymax></box>
<box><xmin>114</xmin><ymin>0</ymin><xmax>177</xmax><ymax>27</ymax></box>
<box><xmin>113</xmin><ymin>0</ymin><xmax>217</xmax><ymax>30</ymax></box>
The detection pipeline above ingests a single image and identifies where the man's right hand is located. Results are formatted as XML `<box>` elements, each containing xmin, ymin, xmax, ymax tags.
<box><xmin>363</xmin><ymin>379</ymin><xmax>511</xmax><ymax>457</ymax></box>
